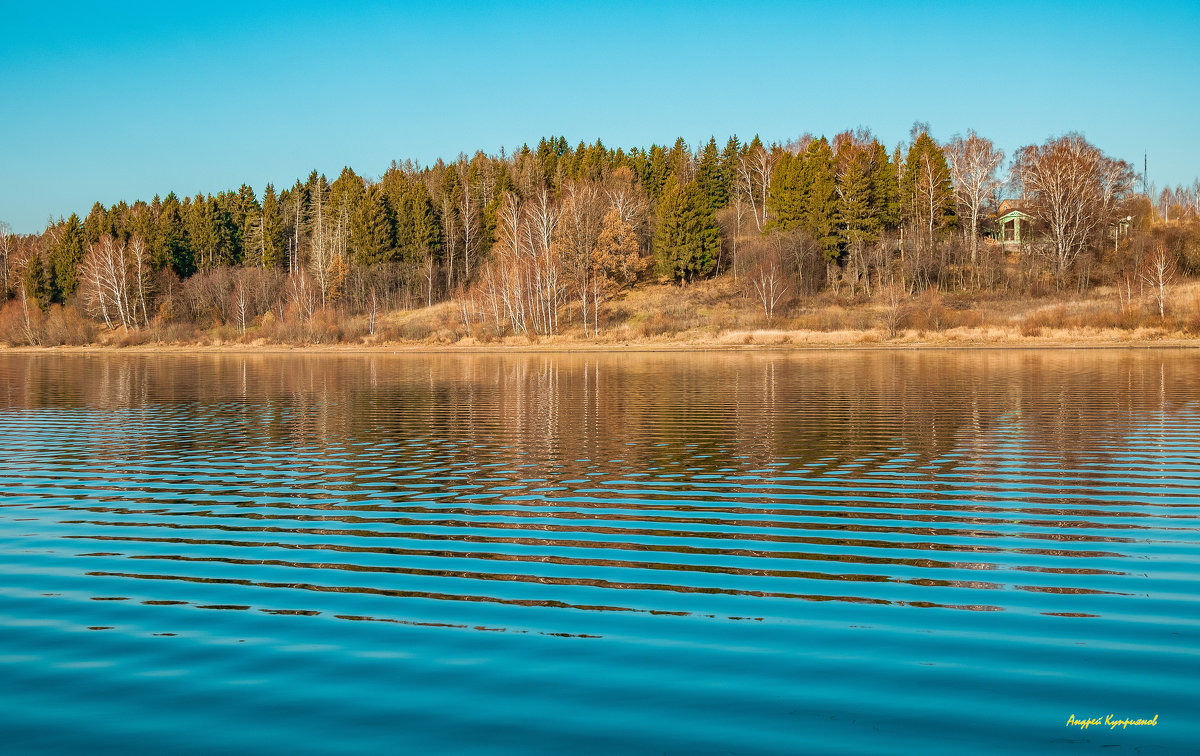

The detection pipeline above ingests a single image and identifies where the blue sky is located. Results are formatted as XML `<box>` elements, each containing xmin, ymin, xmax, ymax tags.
<box><xmin>1</xmin><ymin>0</ymin><xmax>1197</xmax><ymax>233</ymax></box>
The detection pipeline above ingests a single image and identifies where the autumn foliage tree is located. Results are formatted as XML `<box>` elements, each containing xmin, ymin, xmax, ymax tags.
<box><xmin>593</xmin><ymin>209</ymin><xmax>645</xmax><ymax>288</ymax></box>
<box><xmin>1011</xmin><ymin>133</ymin><xmax>1135</xmax><ymax>279</ymax></box>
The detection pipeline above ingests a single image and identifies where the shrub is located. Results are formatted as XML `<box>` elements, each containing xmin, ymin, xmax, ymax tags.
<box><xmin>42</xmin><ymin>305</ymin><xmax>95</xmax><ymax>346</ymax></box>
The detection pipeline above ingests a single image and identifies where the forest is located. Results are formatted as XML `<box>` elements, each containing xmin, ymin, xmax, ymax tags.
<box><xmin>2</xmin><ymin>126</ymin><xmax>1199</xmax><ymax>346</ymax></box>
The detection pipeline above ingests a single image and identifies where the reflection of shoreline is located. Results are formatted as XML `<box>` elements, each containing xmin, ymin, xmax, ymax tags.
<box><xmin>4</xmin><ymin>349</ymin><xmax>1195</xmax><ymax>484</ymax></box>
<box><xmin>3</xmin><ymin>340</ymin><xmax>1200</xmax><ymax>354</ymax></box>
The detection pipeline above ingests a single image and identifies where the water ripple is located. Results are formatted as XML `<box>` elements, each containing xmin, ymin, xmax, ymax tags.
<box><xmin>1</xmin><ymin>351</ymin><xmax>1198</xmax><ymax>754</ymax></box>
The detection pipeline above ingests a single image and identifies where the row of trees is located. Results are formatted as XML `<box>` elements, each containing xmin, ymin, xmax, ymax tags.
<box><xmin>1</xmin><ymin>128</ymin><xmax>1193</xmax><ymax>343</ymax></box>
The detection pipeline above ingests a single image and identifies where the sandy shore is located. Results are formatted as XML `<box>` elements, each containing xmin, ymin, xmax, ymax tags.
<box><xmin>4</xmin><ymin>329</ymin><xmax>1200</xmax><ymax>355</ymax></box>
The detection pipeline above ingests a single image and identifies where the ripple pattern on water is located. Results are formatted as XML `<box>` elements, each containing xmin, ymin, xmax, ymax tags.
<box><xmin>0</xmin><ymin>352</ymin><xmax>1197</xmax><ymax>754</ymax></box>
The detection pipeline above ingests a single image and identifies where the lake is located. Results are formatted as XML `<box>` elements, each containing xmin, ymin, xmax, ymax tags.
<box><xmin>1</xmin><ymin>350</ymin><xmax>1197</xmax><ymax>754</ymax></box>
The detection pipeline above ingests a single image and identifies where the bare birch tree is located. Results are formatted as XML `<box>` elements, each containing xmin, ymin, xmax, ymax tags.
<box><xmin>1011</xmin><ymin>134</ymin><xmax>1135</xmax><ymax>280</ymax></box>
<box><xmin>129</xmin><ymin>237</ymin><xmax>152</xmax><ymax>326</ymax></box>
<box><xmin>81</xmin><ymin>235</ymin><xmax>135</xmax><ymax>330</ymax></box>
<box><xmin>0</xmin><ymin>221</ymin><xmax>12</xmax><ymax>296</ymax></box>
<box><xmin>1141</xmin><ymin>245</ymin><xmax>1174</xmax><ymax>318</ymax></box>
<box><xmin>738</xmin><ymin>143</ymin><xmax>775</xmax><ymax>232</ymax></box>
<box><xmin>945</xmin><ymin>131</ymin><xmax>1004</xmax><ymax>269</ymax></box>
<box><xmin>748</xmin><ymin>244</ymin><xmax>789</xmax><ymax>323</ymax></box>
<box><xmin>558</xmin><ymin>181</ymin><xmax>603</xmax><ymax>335</ymax></box>
<box><xmin>456</xmin><ymin>158</ymin><xmax>478</xmax><ymax>281</ymax></box>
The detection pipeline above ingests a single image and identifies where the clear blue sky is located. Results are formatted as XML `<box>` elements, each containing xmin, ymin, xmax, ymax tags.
<box><xmin>2</xmin><ymin>0</ymin><xmax>1197</xmax><ymax>233</ymax></box>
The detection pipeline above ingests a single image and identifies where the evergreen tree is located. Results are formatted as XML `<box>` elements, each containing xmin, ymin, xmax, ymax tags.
<box><xmin>654</xmin><ymin>180</ymin><xmax>720</xmax><ymax>281</ymax></box>
<box><xmin>799</xmin><ymin>138</ymin><xmax>840</xmax><ymax>260</ymax></box>
<box><xmin>154</xmin><ymin>193</ymin><xmax>194</xmax><ymax>277</ymax></box>
<box><xmin>480</xmin><ymin>162</ymin><xmax>511</xmax><ymax>251</ymax></box>
<box><xmin>82</xmin><ymin>202</ymin><xmax>107</xmax><ymax>247</ymax></box>
<box><xmin>768</xmin><ymin>152</ymin><xmax>805</xmax><ymax>229</ymax></box>
<box><xmin>719</xmin><ymin>136</ymin><xmax>743</xmax><ymax>204</ymax></box>
<box><xmin>110</xmin><ymin>201</ymin><xmax>131</xmax><ymax>242</ymax></box>
<box><xmin>871</xmin><ymin>142</ymin><xmax>902</xmax><ymax>230</ymax></box>
<box><xmin>50</xmin><ymin>214</ymin><xmax>85</xmax><ymax>300</ymax></box>
<box><xmin>212</xmin><ymin>192</ymin><xmax>239</xmax><ymax>265</ymax></box>
<box><xmin>350</xmin><ymin>185</ymin><xmax>394</xmax><ymax>265</ymax></box>
<box><xmin>696</xmin><ymin>137</ymin><xmax>727</xmax><ymax>211</ymax></box>
<box><xmin>642</xmin><ymin>145</ymin><xmax>670</xmax><ymax>201</ymax></box>
<box><xmin>902</xmin><ymin>131</ymin><xmax>957</xmax><ymax>239</ymax></box>
<box><xmin>229</xmin><ymin>184</ymin><xmax>259</xmax><ymax>260</ymax></box>
<box><xmin>259</xmin><ymin>184</ymin><xmax>286</xmax><ymax>267</ymax></box>
<box><xmin>408</xmin><ymin>180</ymin><xmax>441</xmax><ymax>264</ymax></box>
<box><xmin>245</xmin><ymin>185</ymin><xmax>284</xmax><ymax>268</ymax></box>
<box><xmin>329</xmin><ymin>167</ymin><xmax>364</xmax><ymax>228</ymax></box>
<box><xmin>128</xmin><ymin>201</ymin><xmax>154</xmax><ymax>249</ymax></box>
<box><xmin>667</xmin><ymin>137</ymin><xmax>692</xmax><ymax>183</ymax></box>
<box><xmin>186</xmin><ymin>194</ymin><xmax>236</xmax><ymax>270</ymax></box>
<box><xmin>24</xmin><ymin>250</ymin><xmax>55</xmax><ymax>310</ymax></box>
<box><xmin>835</xmin><ymin>140</ymin><xmax>880</xmax><ymax>249</ymax></box>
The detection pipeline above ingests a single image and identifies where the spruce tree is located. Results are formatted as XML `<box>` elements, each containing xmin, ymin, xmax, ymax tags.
<box><xmin>260</xmin><ymin>184</ymin><xmax>286</xmax><ymax>268</ymax></box>
<box><xmin>50</xmin><ymin>214</ymin><xmax>85</xmax><ymax>300</ymax></box>
<box><xmin>155</xmin><ymin>193</ymin><xmax>194</xmax><ymax>277</ymax></box>
<box><xmin>719</xmin><ymin>136</ymin><xmax>743</xmax><ymax>206</ymax></box>
<box><xmin>409</xmin><ymin>181</ymin><xmax>441</xmax><ymax>264</ymax></box>
<box><xmin>329</xmin><ymin>167</ymin><xmax>364</xmax><ymax>227</ymax></box>
<box><xmin>871</xmin><ymin>142</ymin><xmax>902</xmax><ymax>230</ymax></box>
<box><xmin>350</xmin><ymin>185</ymin><xmax>394</xmax><ymax>265</ymax></box>
<box><xmin>230</xmin><ymin>184</ymin><xmax>259</xmax><ymax>261</ymax></box>
<box><xmin>643</xmin><ymin>145</ymin><xmax>669</xmax><ymax>201</ymax></box>
<box><xmin>799</xmin><ymin>138</ymin><xmax>840</xmax><ymax>260</ymax></box>
<box><xmin>902</xmin><ymin>131</ymin><xmax>957</xmax><ymax>239</ymax></box>
<box><xmin>835</xmin><ymin>141</ymin><xmax>879</xmax><ymax>249</ymax></box>
<box><xmin>696</xmin><ymin>137</ymin><xmax>727</xmax><ymax>212</ymax></box>
<box><xmin>82</xmin><ymin>202</ymin><xmax>107</xmax><ymax>247</ymax></box>
<box><xmin>667</xmin><ymin>137</ymin><xmax>692</xmax><ymax>183</ymax></box>
<box><xmin>24</xmin><ymin>250</ymin><xmax>55</xmax><ymax>310</ymax></box>
<box><xmin>768</xmin><ymin>152</ymin><xmax>805</xmax><ymax>229</ymax></box>
<box><xmin>654</xmin><ymin>180</ymin><xmax>719</xmax><ymax>281</ymax></box>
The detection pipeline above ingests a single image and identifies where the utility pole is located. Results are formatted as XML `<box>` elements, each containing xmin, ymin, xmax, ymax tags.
<box><xmin>1144</xmin><ymin>153</ymin><xmax>1148</xmax><ymax>196</ymax></box>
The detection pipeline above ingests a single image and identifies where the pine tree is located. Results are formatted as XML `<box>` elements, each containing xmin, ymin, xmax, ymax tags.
<box><xmin>719</xmin><ymin>136</ymin><xmax>743</xmax><ymax>206</ymax></box>
<box><xmin>82</xmin><ymin>202</ymin><xmax>107</xmax><ymax>247</ymax></box>
<box><xmin>800</xmin><ymin>138</ymin><xmax>840</xmax><ymax>260</ymax></box>
<box><xmin>835</xmin><ymin>140</ymin><xmax>880</xmax><ymax>249</ymax></box>
<box><xmin>696</xmin><ymin>137</ymin><xmax>727</xmax><ymax>212</ymax></box>
<box><xmin>768</xmin><ymin>152</ymin><xmax>805</xmax><ymax>229</ymax></box>
<box><xmin>155</xmin><ymin>193</ymin><xmax>194</xmax><ymax>277</ymax></box>
<box><xmin>329</xmin><ymin>167</ymin><xmax>364</xmax><ymax>229</ymax></box>
<box><xmin>408</xmin><ymin>180</ymin><xmax>441</xmax><ymax>264</ymax></box>
<box><xmin>186</xmin><ymin>194</ymin><xmax>236</xmax><ymax>270</ymax></box>
<box><xmin>667</xmin><ymin>137</ymin><xmax>692</xmax><ymax>183</ymax></box>
<box><xmin>350</xmin><ymin>185</ymin><xmax>394</xmax><ymax>265</ymax></box>
<box><xmin>260</xmin><ymin>184</ymin><xmax>286</xmax><ymax>268</ymax></box>
<box><xmin>654</xmin><ymin>180</ymin><xmax>720</xmax><ymax>281</ymax></box>
<box><xmin>51</xmin><ymin>214</ymin><xmax>85</xmax><ymax>300</ymax></box>
<box><xmin>24</xmin><ymin>250</ymin><xmax>55</xmax><ymax>310</ymax></box>
<box><xmin>642</xmin><ymin>145</ymin><xmax>670</xmax><ymax>201</ymax></box>
<box><xmin>230</xmin><ymin>184</ymin><xmax>259</xmax><ymax>262</ymax></box>
<box><xmin>902</xmin><ymin>131</ymin><xmax>957</xmax><ymax>241</ymax></box>
<box><xmin>871</xmin><ymin>142</ymin><xmax>902</xmax><ymax>230</ymax></box>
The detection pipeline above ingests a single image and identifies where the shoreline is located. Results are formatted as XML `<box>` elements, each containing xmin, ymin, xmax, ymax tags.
<box><xmin>4</xmin><ymin>334</ymin><xmax>1200</xmax><ymax>355</ymax></box>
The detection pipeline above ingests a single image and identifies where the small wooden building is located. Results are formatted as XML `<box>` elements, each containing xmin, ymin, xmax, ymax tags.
<box><xmin>993</xmin><ymin>199</ymin><xmax>1034</xmax><ymax>244</ymax></box>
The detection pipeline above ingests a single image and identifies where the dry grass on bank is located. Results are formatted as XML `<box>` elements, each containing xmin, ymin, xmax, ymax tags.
<box><xmin>3</xmin><ymin>275</ymin><xmax>1200</xmax><ymax>350</ymax></box>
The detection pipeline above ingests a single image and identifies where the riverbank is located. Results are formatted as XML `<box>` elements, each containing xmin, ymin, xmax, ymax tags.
<box><xmin>5</xmin><ymin>330</ymin><xmax>1200</xmax><ymax>353</ymax></box>
<box><xmin>4</xmin><ymin>276</ymin><xmax>1199</xmax><ymax>352</ymax></box>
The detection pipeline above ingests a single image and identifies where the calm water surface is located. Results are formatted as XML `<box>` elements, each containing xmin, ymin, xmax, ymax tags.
<box><xmin>1</xmin><ymin>351</ymin><xmax>1197</xmax><ymax>754</ymax></box>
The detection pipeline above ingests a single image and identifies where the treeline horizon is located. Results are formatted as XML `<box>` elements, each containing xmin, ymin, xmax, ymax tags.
<box><xmin>2</xmin><ymin>126</ymin><xmax>1199</xmax><ymax>345</ymax></box>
